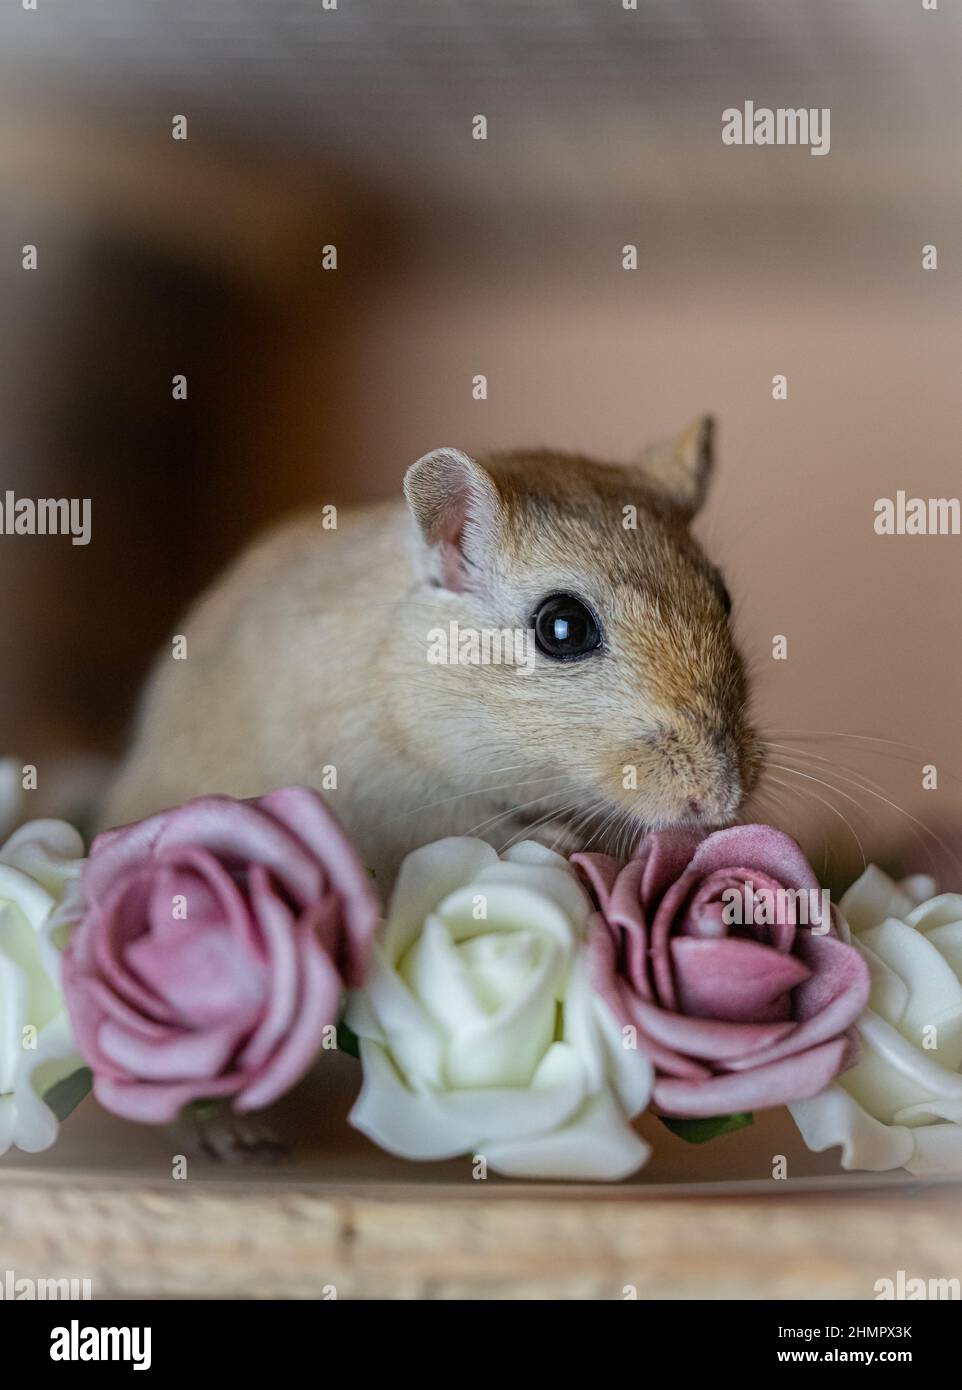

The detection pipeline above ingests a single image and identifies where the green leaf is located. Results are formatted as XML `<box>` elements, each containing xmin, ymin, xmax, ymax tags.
<box><xmin>336</xmin><ymin>1021</ymin><xmax>360</xmax><ymax>1058</ymax></box>
<box><xmin>188</xmin><ymin>1097</ymin><xmax>229</xmax><ymax>1123</ymax></box>
<box><xmin>44</xmin><ymin>1066</ymin><xmax>93</xmax><ymax>1122</ymax></box>
<box><xmin>660</xmin><ymin>1111</ymin><xmax>754</xmax><ymax>1144</ymax></box>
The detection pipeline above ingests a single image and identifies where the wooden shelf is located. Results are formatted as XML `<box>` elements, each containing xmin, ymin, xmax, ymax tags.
<box><xmin>2</xmin><ymin>1054</ymin><xmax>959</xmax><ymax>1299</ymax></box>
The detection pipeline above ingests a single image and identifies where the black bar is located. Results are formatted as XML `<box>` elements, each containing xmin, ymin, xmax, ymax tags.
<box><xmin>0</xmin><ymin>1298</ymin><xmax>956</xmax><ymax>1371</ymax></box>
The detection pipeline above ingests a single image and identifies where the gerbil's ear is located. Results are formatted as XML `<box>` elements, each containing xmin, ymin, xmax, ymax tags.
<box><xmin>637</xmin><ymin>415</ymin><xmax>715</xmax><ymax>520</ymax></box>
<box><xmin>403</xmin><ymin>447</ymin><xmax>503</xmax><ymax>592</ymax></box>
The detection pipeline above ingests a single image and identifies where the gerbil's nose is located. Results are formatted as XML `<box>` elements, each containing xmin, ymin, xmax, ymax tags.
<box><xmin>637</xmin><ymin>715</ymin><xmax>757</xmax><ymax>829</ymax></box>
<box><xmin>682</xmin><ymin>784</ymin><xmax>741</xmax><ymax>828</ymax></box>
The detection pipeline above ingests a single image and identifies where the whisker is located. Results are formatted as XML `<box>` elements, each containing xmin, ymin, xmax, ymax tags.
<box><xmin>763</xmin><ymin>741</ymin><xmax>893</xmax><ymax>791</ymax></box>
<box><xmin>757</xmin><ymin>772</ymin><xmax>848</xmax><ymax>874</ymax></box>
<box><xmin>383</xmin><ymin>772</ymin><xmax>573</xmax><ymax>825</ymax></box>
<box><xmin>764</xmin><ymin>732</ymin><xmax>962</xmax><ymax>793</ymax></box>
<box><xmin>766</xmin><ymin>727</ymin><xmax>919</xmax><ymax>751</ymax></box>
<box><xmin>764</xmin><ymin>765</ymin><xmax>867</xmax><ymax>872</ymax></box>
<box><xmin>575</xmin><ymin>800</ymin><xmax>625</xmax><ymax>856</ymax></box>
<box><xmin>496</xmin><ymin>797</ymin><xmax>585</xmax><ymax>853</ymax></box>
<box><xmin>743</xmin><ymin>782</ymin><xmax>792</xmax><ymax>825</ymax></box>
<box><xmin>462</xmin><ymin>785</ymin><xmax>579</xmax><ymax>841</ymax></box>
<box><xmin>766</xmin><ymin>745</ymin><xmax>962</xmax><ymax>877</ymax></box>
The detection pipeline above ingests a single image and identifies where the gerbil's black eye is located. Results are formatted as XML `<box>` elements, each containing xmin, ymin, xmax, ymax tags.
<box><xmin>713</xmin><ymin>573</ymin><xmax>733</xmax><ymax>615</ymax></box>
<box><xmin>532</xmin><ymin>593</ymin><xmax>602</xmax><ymax>661</ymax></box>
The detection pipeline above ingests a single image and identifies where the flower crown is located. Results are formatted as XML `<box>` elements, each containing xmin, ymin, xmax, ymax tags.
<box><xmin>2</xmin><ymin>779</ymin><xmax>959</xmax><ymax>1181</ymax></box>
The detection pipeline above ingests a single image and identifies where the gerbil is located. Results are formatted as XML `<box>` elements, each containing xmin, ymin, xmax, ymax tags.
<box><xmin>104</xmin><ymin>417</ymin><xmax>761</xmax><ymax>887</ymax></box>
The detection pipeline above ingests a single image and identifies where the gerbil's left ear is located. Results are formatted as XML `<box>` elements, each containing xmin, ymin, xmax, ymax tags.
<box><xmin>403</xmin><ymin>447</ymin><xmax>503</xmax><ymax>592</ymax></box>
<box><xmin>637</xmin><ymin>414</ymin><xmax>715</xmax><ymax>520</ymax></box>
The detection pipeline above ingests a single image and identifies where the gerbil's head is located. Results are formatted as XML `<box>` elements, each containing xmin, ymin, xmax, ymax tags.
<box><xmin>402</xmin><ymin>418</ymin><xmax>762</xmax><ymax>851</ymax></box>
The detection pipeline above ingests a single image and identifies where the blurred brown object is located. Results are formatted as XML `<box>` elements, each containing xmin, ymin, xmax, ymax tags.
<box><xmin>0</xmin><ymin>115</ymin><xmax>361</xmax><ymax>762</ymax></box>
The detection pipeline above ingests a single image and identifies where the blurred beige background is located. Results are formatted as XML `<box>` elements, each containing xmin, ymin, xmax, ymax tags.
<box><xmin>0</xmin><ymin>0</ymin><xmax>959</xmax><ymax>886</ymax></box>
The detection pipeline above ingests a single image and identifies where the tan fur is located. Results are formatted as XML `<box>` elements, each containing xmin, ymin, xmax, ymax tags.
<box><xmin>104</xmin><ymin>422</ymin><xmax>760</xmax><ymax>888</ymax></box>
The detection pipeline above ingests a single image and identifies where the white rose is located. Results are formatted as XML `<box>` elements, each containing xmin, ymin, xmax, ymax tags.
<box><xmin>346</xmin><ymin>837</ymin><xmax>651</xmax><ymax>1180</ymax></box>
<box><xmin>790</xmin><ymin>864</ymin><xmax>962</xmax><ymax>1175</ymax></box>
<box><xmin>0</xmin><ymin>817</ymin><xmax>86</xmax><ymax>1154</ymax></box>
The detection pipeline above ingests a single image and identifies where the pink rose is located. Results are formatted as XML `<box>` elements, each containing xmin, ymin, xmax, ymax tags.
<box><xmin>573</xmin><ymin>826</ymin><xmax>870</xmax><ymax>1117</ymax></box>
<box><xmin>62</xmin><ymin>787</ymin><xmax>378</xmax><ymax>1123</ymax></box>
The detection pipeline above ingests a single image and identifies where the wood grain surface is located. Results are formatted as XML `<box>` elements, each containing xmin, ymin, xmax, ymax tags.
<box><xmin>2</xmin><ymin>1057</ymin><xmax>960</xmax><ymax>1299</ymax></box>
<box><xmin>3</xmin><ymin>1170</ymin><xmax>962</xmax><ymax>1301</ymax></box>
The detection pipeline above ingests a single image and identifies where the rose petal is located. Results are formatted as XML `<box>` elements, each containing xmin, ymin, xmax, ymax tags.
<box><xmin>87</xmin><ymin>796</ymin><xmax>323</xmax><ymax>910</ymax></box>
<box><xmin>7</xmin><ymin>1013</ymin><xmax>83</xmax><ymax>1154</ymax></box>
<box><xmin>256</xmin><ymin>786</ymin><xmax>378</xmax><ymax>986</ymax></box>
<box><xmin>670</xmin><ymin>936</ymin><xmax>811</xmax><ymax>1023</ymax></box>
<box><xmin>723</xmin><ymin>931</ymin><xmax>870</xmax><ymax>1071</ymax></box>
<box><xmin>151</xmin><ymin>846</ymin><xmax>262</xmax><ymax>958</ymax></box>
<box><xmin>587</xmin><ymin>915</ymin><xmax>711</xmax><ymax>1079</ymax></box>
<box><xmin>349</xmin><ymin>1036</ymin><xmax>589</xmax><ymax>1160</ymax></box>
<box><xmin>0</xmin><ymin>864</ymin><xmax>57</xmax><ymax>935</ymax></box>
<box><xmin>840</xmin><ymin>1010</ymin><xmax>962</xmax><ymax>1122</ymax></box>
<box><xmin>631</xmin><ymin>828</ymin><xmax>704</xmax><ymax>902</ymax></box>
<box><xmin>436</xmin><ymin>877</ymin><xmax>582</xmax><ymax>956</ymax></box>
<box><xmin>575</xmin><ymin>856</ymin><xmax>654</xmax><ymax>998</ymax></box>
<box><xmin>235</xmin><ymin>918</ymin><xmax>342</xmax><ymax>1112</ymax></box>
<box><xmin>655</xmin><ymin>1036</ymin><xmax>849</xmax><ymax>1115</ymax></box>
<box><xmin>682</xmin><ymin>866</ymin><xmax>802</xmax><ymax>951</ymax></box>
<box><xmin>444</xmin><ymin>933</ymin><xmax>560</xmax><ymax>1089</ymax></box>
<box><xmin>840</xmin><ymin>864</ymin><xmax>919</xmax><ymax>935</ymax></box>
<box><xmin>628</xmin><ymin>992</ymin><xmax>797</xmax><ymax>1065</ymax></box>
<box><xmin>400</xmin><ymin>913</ymin><xmax>494</xmax><ymax>1036</ymax></box>
<box><xmin>76</xmin><ymin>884</ymin><xmax>177</xmax><ymax>1027</ymax></box>
<box><xmin>893</xmin><ymin>1097</ymin><xmax>962</xmax><ymax>1126</ymax></box>
<box><xmin>900</xmin><ymin>875</ymin><xmax>938</xmax><ymax>908</ymax></box>
<box><xmin>353</xmin><ymin>947</ymin><xmax>446</xmax><ymax>1088</ymax></box>
<box><xmin>502</xmin><ymin>841</ymin><xmax>575</xmax><ymax>872</ymax></box>
<box><xmin>67</xmin><ymin>975</ymin><xmax>185</xmax><ymax>1078</ymax></box>
<box><xmin>472</xmin><ymin>856</ymin><xmax>593</xmax><ymax>937</ymax></box>
<box><xmin>93</xmin><ymin>1070</ymin><xmax>240</xmax><ymax>1124</ymax></box>
<box><xmin>790</xmin><ymin>1082</ymin><xmax>916</xmax><ymax>1172</ymax></box>
<box><xmin>382</xmin><ymin>837</ymin><xmax>499</xmax><ymax>965</ymax></box>
<box><xmin>903</xmin><ymin>1122</ymin><xmax>962</xmax><ymax>1176</ymax></box>
<box><xmin>571</xmin><ymin>852</ymin><xmax>622</xmax><ymax>914</ymax></box>
<box><xmin>905</xmin><ymin>893</ymin><xmax>962</xmax><ymax>936</ymax></box>
<box><xmin>483</xmin><ymin>1087</ymin><xmax>649</xmax><ymax>1181</ymax></box>
<box><xmin>859</xmin><ymin>917</ymin><xmax>962</xmax><ymax>1070</ymax></box>
<box><xmin>858</xmin><ymin>939</ymin><xmax>910</xmax><ymax>1027</ymax></box>
<box><xmin>0</xmin><ymin>820</ymin><xmax>84</xmax><ymax>901</ymax></box>
<box><xmin>98</xmin><ymin>1017</ymin><xmax>243</xmax><ymax>1082</ymax></box>
<box><xmin>923</xmin><ymin>921</ymin><xmax>962</xmax><ymax>988</ymax></box>
<box><xmin>686</xmin><ymin>824</ymin><xmax>821</xmax><ymax>896</ymax></box>
<box><xmin>124</xmin><ymin>914</ymin><xmax>264</xmax><ymax>1034</ymax></box>
<box><xmin>0</xmin><ymin>1095</ymin><xmax>14</xmax><ymax>1153</ymax></box>
<box><xmin>238</xmin><ymin>869</ymin><xmax>316</xmax><ymax>1073</ymax></box>
<box><xmin>349</xmin><ymin>1037</ymin><xmax>479</xmax><ymax>1159</ymax></box>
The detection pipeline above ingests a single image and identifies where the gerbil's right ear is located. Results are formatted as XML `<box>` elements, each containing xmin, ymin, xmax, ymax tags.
<box><xmin>637</xmin><ymin>415</ymin><xmax>715</xmax><ymax>521</ymax></box>
<box><xmin>403</xmin><ymin>447</ymin><xmax>503</xmax><ymax>593</ymax></box>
